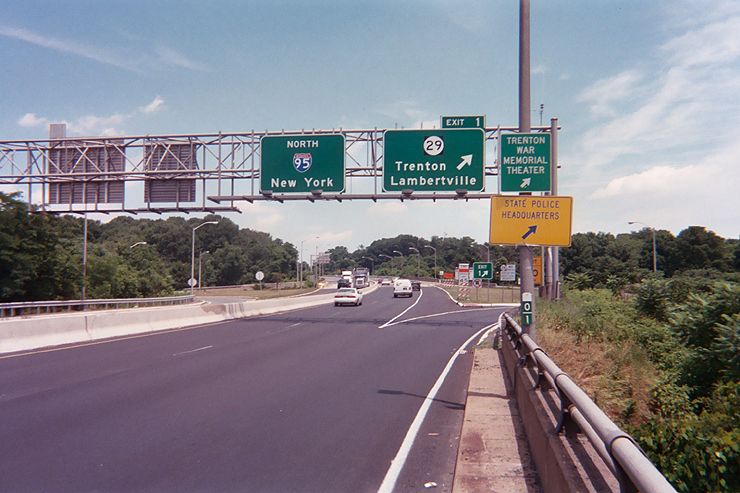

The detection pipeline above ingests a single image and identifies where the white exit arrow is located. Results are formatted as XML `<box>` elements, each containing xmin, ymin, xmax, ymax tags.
<box><xmin>456</xmin><ymin>154</ymin><xmax>473</xmax><ymax>170</ymax></box>
<box><xmin>520</xmin><ymin>177</ymin><xmax>531</xmax><ymax>188</ymax></box>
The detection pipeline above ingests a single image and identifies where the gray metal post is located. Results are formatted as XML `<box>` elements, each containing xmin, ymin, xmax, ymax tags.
<box><xmin>518</xmin><ymin>0</ymin><xmax>536</xmax><ymax>339</ymax></box>
<box><xmin>550</xmin><ymin>117</ymin><xmax>560</xmax><ymax>299</ymax></box>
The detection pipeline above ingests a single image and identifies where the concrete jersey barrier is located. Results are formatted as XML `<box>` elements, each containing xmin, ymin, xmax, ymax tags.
<box><xmin>0</xmin><ymin>290</ymin><xmax>343</xmax><ymax>355</ymax></box>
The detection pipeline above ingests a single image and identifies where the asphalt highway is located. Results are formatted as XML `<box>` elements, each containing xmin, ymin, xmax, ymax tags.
<box><xmin>0</xmin><ymin>285</ymin><xmax>507</xmax><ymax>492</ymax></box>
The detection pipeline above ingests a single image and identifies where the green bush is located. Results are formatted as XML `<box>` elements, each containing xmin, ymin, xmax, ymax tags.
<box><xmin>630</xmin><ymin>380</ymin><xmax>740</xmax><ymax>493</ymax></box>
<box><xmin>634</xmin><ymin>278</ymin><xmax>671</xmax><ymax>321</ymax></box>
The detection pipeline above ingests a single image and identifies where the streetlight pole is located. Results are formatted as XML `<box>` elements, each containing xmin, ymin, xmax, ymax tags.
<box><xmin>379</xmin><ymin>254</ymin><xmax>392</xmax><ymax>276</ymax></box>
<box><xmin>425</xmin><ymin>245</ymin><xmax>437</xmax><ymax>279</ymax></box>
<box><xmin>199</xmin><ymin>250</ymin><xmax>210</xmax><ymax>289</ymax></box>
<box><xmin>129</xmin><ymin>241</ymin><xmax>147</xmax><ymax>249</ymax></box>
<box><xmin>191</xmin><ymin>220</ymin><xmax>218</xmax><ymax>295</ymax></box>
<box><xmin>362</xmin><ymin>256</ymin><xmax>374</xmax><ymax>275</ymax></box>
<box><xmin>628</xmin><ymin>221</ymin><xmax>657</xmax><ymax>272</ymax></box>
<box><xmin>409</xmin><ymin>247</ymin><xmax>420</xmax><ymax>278</ymax></box>
<box><xmin>300</xmin><ymin>239</ymin><xmax>307</xmax><ymax>288</ymax></box>
<box><xmin>393</xmin><ymin>250</ymin><xmax>404</xmax><ymax>277</ymax></box>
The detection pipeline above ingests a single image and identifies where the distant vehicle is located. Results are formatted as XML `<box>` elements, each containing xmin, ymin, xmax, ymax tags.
<box><xmin>393</xmin><ymin>279</ymin><xmax>413</xmax><ymax>298</ymax></box>
<box><xmin>334</xmin><ymin>288</ymin><xmax>363</xmax><ymax>306</ymax></box>
<box><xmin>337</xmin><ymin>278</ymin><xmax>351</xmax><ymax>288</ymax></box>
<box><xmin>411</xmin><ymin>281</ymin><xmax>421</xmax><ymax>291</ymax></box>
<box><xmin>380</xmin><ymin>278</ymin><xmax>391</xmax><ymax>286</ymax></box>
<box><xmin>353</xmin><ymin>267</ymin><xmax>370</xmax><ymax>289</ymax></box>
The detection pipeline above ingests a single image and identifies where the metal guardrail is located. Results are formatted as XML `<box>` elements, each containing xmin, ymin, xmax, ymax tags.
<box><xmin>0</xmin><ymin>295</ymin><xmax>195</xmax><ymax>318</ymax></box>
<box><xmin>502</xmin><ymin>313</ymin><xmax>678</xmax><ymax>493</ymax></box>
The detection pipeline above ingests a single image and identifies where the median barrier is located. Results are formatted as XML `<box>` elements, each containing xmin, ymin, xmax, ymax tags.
<box><xmin>0</xmin><ymin>292</ymin><xmax>338</xmax><ymax>355</ymax></box>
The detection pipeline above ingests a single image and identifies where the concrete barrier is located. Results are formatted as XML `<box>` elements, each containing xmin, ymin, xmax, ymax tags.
<box><xmin>0</xmin><ymin>291</ymin><xmax>340</xmax><ymax>355</ymax></box>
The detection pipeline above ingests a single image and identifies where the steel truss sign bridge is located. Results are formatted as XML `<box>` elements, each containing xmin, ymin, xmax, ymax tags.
<box><xmin>0</xmin><ymin>122</ymin><xmax>555</xmax><ymax>215</ymax></box>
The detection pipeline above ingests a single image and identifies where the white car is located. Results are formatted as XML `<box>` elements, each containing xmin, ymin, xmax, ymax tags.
<box><xmin>334</xmin><ymin>288</ymin><xmax>363</xmax><ymax>306</ymax></box>
<box><xmin>393</xmin><ymin>279</ymin><xmax>413</xmax><ymax>298</ymax></box>
<box><xmin>380</xmin><ymin>278</ymin><xmax>392</xmax><ymax>286</ymax></box>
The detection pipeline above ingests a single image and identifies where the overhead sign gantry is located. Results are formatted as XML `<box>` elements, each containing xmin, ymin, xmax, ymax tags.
<box><xmin>0</xmin><ymin>117</ymin><xmax>560</xmax><ymax>214</ymax></box>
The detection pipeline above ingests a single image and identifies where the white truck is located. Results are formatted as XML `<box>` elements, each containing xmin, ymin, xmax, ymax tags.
<box><xmin>353</xmin><ymin>268</ymin><xmax>370</xmax><ymax>289</ymax></box>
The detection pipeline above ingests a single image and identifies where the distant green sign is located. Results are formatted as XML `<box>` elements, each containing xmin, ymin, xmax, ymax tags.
<box><xmin>499</xmin><ymin>132</ymin><xmax>551</xmax><ymax>192</ymax></box>
<box><xmin>473</xmin><ymin>262</ymin><xmax>493</xmax><ymax>280</ymax></box>
<box><xmin>441</xmin><ymin>115</ymin><xmax>486</xmax><ymax>129</ymax></box>
<box><xmin>260</xmin><ymin>134</ymin><xmax>345</xmax><ymax>193</ymax></box>
<box><xmin>383</xmin><ymin>129</ymin><xmax>485</xmax><ymax>192</ymax></box>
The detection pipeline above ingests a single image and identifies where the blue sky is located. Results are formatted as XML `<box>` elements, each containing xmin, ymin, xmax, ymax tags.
<box><xmin>1</xmin><ymin>0</ymin><xmax>739</xmax><ymax>254</ymax></box>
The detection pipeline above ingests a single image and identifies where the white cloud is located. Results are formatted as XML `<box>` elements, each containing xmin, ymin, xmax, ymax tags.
<box><xmin>0</xmin><ymin>25</ymin><xmax>140</xmax><ymax>71</ymax></box>
<box><xmin>18</xmin><ymin>96</ymin><xmax>165</xmax><ymax>136</ymax></box>
<box><xmin>571</xmin><ymin>3</ymin><xmax>740</xmax><ymax>171</ymax></box>
<box><xmin>315</xmin><ymin>230</ymin><xmax>354</xmax><ymax>246</ymax></box>
<box><xmin>577</xmin><ymin>70</ymin><xmax>644</xmax><ymax>118</ymax></box>
<box><xmin>0</xmin><ymin>24</ymin><xmax>206</xmax><ymax>73</ymax></box>
<box><xmin>239</xmin><ymin>202</ymin><xmax>284</xmax><ymax>230</ymax></box>
<box><xmin>18</xmin><ymin>113</ymin><xmax>49</xmax><ymax>128</ymax></box>
<box><xmin>141</xmin><ymin>96</ymin><xmax>164</xmax><ymax>114</ymax></box>
<box><xmin>155</xmin><ymin>45</ymin><xmax>208</xmax><ymax>71</ymax></box>
<box><xmin>589</xmin><ymin>165</ymin><xmax>709</xmax><ymax>199</ymax></box>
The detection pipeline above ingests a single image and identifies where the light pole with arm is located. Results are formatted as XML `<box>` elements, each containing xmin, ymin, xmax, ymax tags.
<box><xmin>191</xmin><ymin>221</ymin><xmax>218</xmax><ymax>295</ymax></box>
<box><xmin>362</xmin><ymin>256</ymin><xmax>374</xmax><ymax>275</ymax></box>
<box><xmin>425</xmin><ymin>245</ymin><xmax>437</xmax><ymax>279</ymax></box>
<box><xmin>199</xmin><ymin>250</ymin><xmax>210</xmax><ymax>289</ymax></box>
<box><xmin>393</xmin><ymin>250</ymin><xmax>404</xmax><ymax>277</ymax></box>
<box><xmin>409</xmin><ymin>247</ymin><xmax>420</xmax><ymax>278</ymax></box>
<box><xmin>129</xmin><ymin>241</ymin><xmax>147</xmax><ymax>249</ymax></box>
<box><xmin>379</xmin><ymin>254</ymin><xmax>392</xmax><ymax>276</ymax></box>
<box><xmin>628</xmin><ymin>221</ymin><xmax>657</xmax><ymax>272</ymax></box>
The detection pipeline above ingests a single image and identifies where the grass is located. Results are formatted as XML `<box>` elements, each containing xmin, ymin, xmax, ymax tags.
<box><xmin>536</xmin><ymin>292</ymin><xmax>658</xmax><ymax>426</ymax></box>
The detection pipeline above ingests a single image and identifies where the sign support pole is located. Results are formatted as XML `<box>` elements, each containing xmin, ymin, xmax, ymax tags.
<box><xmin>518</xmin><ymin>0</ymin><xmax>536</xmax><ymax>341</ymax></box>
<box><xmin>550</xmin><ymin>117</ymin><xmax>560</xmax><ymax>300</ymax></box>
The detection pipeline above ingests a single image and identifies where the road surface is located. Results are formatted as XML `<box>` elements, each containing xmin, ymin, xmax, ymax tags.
<box><xmin>0</xmin><ymin>285</ymin><xmax>506</xmax><ymax>492</ymax></box>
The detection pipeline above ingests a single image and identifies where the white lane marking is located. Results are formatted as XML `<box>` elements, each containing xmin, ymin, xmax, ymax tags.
<box><xmin>378</xmin><ymin>289</ymin><xmax>424</xmax><ymax>328</ymax></box>
<box><xmin>380</xmin><ymin>306</ymin><xmax>500</xmax><ymax>329</ymax></box>
<box><xmin>377</xmin><ymin>323</ymin><xmax>496</xmax><ymax>493</ymax></box>
<box><xmin>173</xmin><ymin>345</ymin><xmax>212</xmax><ymax>357</ymax></box>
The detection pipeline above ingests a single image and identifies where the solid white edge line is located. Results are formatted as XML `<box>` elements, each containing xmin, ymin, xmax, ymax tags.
<box><xmin>377</xmin><ymin>322</ymin><xmax>497</xmax><ymax>493</ymax></box>
<box><xmin>378</xmin><ymin>289</ymin><xmax>424</xmax><ymax>328</ymax></box>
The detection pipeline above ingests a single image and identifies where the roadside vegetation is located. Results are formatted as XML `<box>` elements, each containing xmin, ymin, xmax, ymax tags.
<box><xmin>537</xmin><ymin>274</ymin><xmax>740</xmax><ymax>491</ymax></box>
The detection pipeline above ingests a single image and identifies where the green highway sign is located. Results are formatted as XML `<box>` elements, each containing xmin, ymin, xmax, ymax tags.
<box><xmin>499</xmin><ymin>132</ymin><xmax>551</xmax><ymax>192</ymax></box>
<box><xmin>473</xmin><ymin>262</ymin><xmax>493</xmax><ymax>280</ymax></box>
<box><xmin>441</xmin><ymin>115</ymin><xmax>486</xmax><ymax>129</ymax></box>
<box><xmin>383</xmin><ymin>129</ymin><xmax>485</xmax><ymax>192</ymax></box>
<box><xmin>521</xmin><ymin>292</ymin><xmax>533</xmax><ymax>325</ymax></box>
<box><xmin>260</xmin><ymin>134</ymin><xmax>345</xmax><ymax>193</ymax></box>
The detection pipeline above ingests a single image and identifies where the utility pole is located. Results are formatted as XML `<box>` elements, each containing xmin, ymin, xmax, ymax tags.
<box><xmin>518</xmin><ymin>0</ymin><xmax>536</xmax><ymax>341</ymax></box>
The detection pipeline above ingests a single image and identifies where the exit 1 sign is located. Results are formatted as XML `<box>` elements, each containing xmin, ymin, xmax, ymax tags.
<box><xmin>472</xmin><ymin>262</ymin><xmax>493</xmax><ymax>280</ymax></box>
<box><xmin>441</xmin><ymin>115</ymin><xmax>485</xmax><ymax>129</ymax></box>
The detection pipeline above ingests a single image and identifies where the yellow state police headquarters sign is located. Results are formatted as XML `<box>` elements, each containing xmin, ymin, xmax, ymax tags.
<box><xmin>489</xmin><ymin>196</ymin><xmax>573</xmax><ymax>247</ymax></box>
